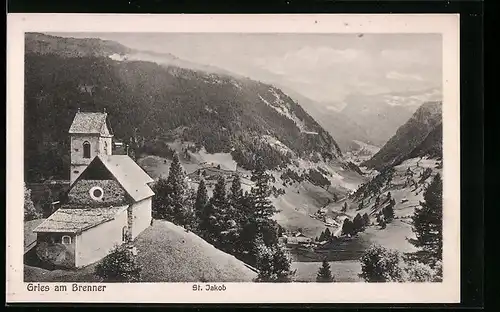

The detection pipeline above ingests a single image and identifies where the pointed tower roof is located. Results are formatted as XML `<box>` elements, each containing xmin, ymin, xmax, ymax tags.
<box><xmin>69</xmin><ymin>112</ymin><xmax>113</xmax><ymax>137</ymax></box>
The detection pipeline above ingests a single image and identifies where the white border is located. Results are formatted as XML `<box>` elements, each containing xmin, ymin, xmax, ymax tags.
<box><xmin>6</xmin><ymin>13</ymin><xmax>460</xmax><ymax>303</ymax></box>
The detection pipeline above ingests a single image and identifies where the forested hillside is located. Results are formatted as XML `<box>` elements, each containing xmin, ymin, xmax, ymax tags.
<box><xmin>24</xmin><ymin>34</ymin><xmax>341</xmax><ymax>182</ymax></box>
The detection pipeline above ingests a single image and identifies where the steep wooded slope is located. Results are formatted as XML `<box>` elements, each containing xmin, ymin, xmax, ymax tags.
<box><xmin>24</xmin><ymin>33</ymin><xmax>341</xmax><ymax>181</ymax></box>
<box><xmin>362</xmin><ymin>101</ymin><xmax>442</xmax><ymax>171</ymax></box>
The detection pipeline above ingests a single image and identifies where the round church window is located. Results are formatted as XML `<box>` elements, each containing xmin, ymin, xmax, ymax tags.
<box><xmin>89</xmin><ymin>186</ymin><xmax>104</xmax><ymax>201</ymax></box>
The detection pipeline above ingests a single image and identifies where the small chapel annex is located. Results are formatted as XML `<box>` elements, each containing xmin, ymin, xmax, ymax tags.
<box><xmin>33</xmin><ymin>111</ymin><xmax>155</xmax><ymax>269</ymax></box>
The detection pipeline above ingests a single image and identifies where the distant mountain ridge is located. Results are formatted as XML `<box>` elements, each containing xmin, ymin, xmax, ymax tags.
<box><xmin>362</xmin><ymin>101</ymin><xmax>442</xmax><ymax>171</ymax></box>
<box><xmin>30</xmin><ymin>32</ymin><xmax>245</xmax><ymax>78</ymax></box>
<box><xmin>284</xmin><ymin>87</ymin><xmax>442</xmax><ymax>151</ymax></box>
<box><xmin>24</xmin><ymin>32</ymin><xmax>342</xmax><ymax>181</ymax></box>
<box><xmin>276</xmin><ymin>87</ymin><xmax>374</xmax><ymax>152</ymax></box>
<box><xmin>26</xmin><ymin>32</ymin><xmax>133</xmax><ymax>57</ymax></box>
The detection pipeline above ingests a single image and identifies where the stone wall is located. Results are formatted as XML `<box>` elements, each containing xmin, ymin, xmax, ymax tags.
<box><xmin>36</xmin><ymin>233</ymin><xmax>75</xmax><ymax>269</ymax></box>
<box><xmin>67</xmin><ymin>179</ymin><xmax>128</xmax><ymax>207</ymax></box>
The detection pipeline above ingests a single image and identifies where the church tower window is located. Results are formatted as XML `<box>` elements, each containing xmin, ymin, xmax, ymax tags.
<box><xmin>83</xmin><ymin>141</ymin><xmax>91</xmax><ymax>159</ymax></box>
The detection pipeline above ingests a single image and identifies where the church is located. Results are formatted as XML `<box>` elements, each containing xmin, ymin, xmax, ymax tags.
<box><xmin>33</xmin><ymin>111</ymin><xmax>155</xmax><ymax>269</ymax></box>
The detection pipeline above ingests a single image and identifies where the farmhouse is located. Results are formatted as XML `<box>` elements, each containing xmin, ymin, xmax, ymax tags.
<box><xmin>33</xmin><ymin>111</ymin><xmax>155</xmax><ymax>269</ymax></box>
<box><xmin>286</xmin><ymin>232</ymin><xmax>312</xmax><ymax>245</ymax></box>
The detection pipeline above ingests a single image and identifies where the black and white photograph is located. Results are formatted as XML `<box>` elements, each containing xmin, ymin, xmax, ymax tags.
<box><xmin>7</xmin><ymin>14</ymin><xmax>461</xmax><ymax>303</ymax></box>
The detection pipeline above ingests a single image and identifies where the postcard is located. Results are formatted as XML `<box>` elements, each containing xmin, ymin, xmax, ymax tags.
<box><xmin>7</xmin><ymin>13</ymin><xmax>460</xmax><ymax>303</ymax></box>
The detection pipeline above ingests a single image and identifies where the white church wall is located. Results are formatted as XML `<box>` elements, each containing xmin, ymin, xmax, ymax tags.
<box><xmin>75</xmin><ymin>207</ymin><xmax>128</xmax><ymax>268</ymax></box>
<box><xmin>130</xmin><ymin>197</ymin><xmax>152</xmax><ymax>240</ymax></box>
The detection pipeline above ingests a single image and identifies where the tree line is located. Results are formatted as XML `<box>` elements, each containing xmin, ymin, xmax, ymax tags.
<box><xmin>152</xmin><ymin>153</ymin><xmax>295</xmax><ymax>282</ymax></box>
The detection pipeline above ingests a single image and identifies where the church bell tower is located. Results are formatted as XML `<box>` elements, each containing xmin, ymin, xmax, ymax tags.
<box><xmin>68</xmin><ymin>109</ymin><xmax>113</xmax><ymax>185</ymax></box>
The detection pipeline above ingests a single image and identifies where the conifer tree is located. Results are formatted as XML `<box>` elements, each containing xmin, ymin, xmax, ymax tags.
<box><xmin>152</xmin><ymin>153</ymin><xmax>190</xmax><ymax>225</ymax></box>
<box><xmin>251</xmin><ymin>157</ymin><xmax>277</xmax><ymax>220</ymax></box>
<box><xmin>250</xmin><ymin>157</ymin><xmax>279</xmax><ymax>246</ymax></box>
<box><xmin>272</xmin><ymin>242</ymin><xmax>295</xmax><ymax>282</ymax></box>
<box><xmin>410</xmin><ymin>174</ymin><xmax>443</xmax><ymax>265</ymax></box>
<box><xmin>316</xmin><ymin>258</ymin><xmax>334</xmax><ymax>282</ymax></box>
<box><xmin>342</xmin><ymin>218</ymin><xmax>354</xmax><ymax>236</ymax></box>
<box><xmin>383</xmin><ymin>203</ymin><xmax>395</xmax><ymax>222</ymax></box>
<box><xmin>324</xmin><ymin>228</ymin><xmax>332</xmax><ymax>239</ymax></box>
<box><xmin>353</xmin><ymin>213</ymin><xmax>364</xmax><ymax>232</ymax></box>
<box><xmin>194</xmin><ymin>179</ymin><xmax>208</xmax><ymax>230</ymax></box>
<box><xmin>318</xmin><ymin>231</ymin><xmax>326</xmax><ymax>242</ymax></box>
<box><xmin>333</xmin><ymin>193</ymin><xmax>338</xmax><ymax>202</ymax></box>
<box><xmin>228</xmin><ymin>175</ymin><xmax>245</xmax><ymax>226</ymax></box>
<box><xmin>238</xmin><ymin>191</ymin><xmax>258</xmax><ymax>258</ymax></box>
<box><xmin>206</xmin><ymin>175</ymin><xmax>231</xmax><ymax>247</ymax></box>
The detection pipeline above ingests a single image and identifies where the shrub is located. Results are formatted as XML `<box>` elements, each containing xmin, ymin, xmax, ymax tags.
<box><xmin>255</xmin><ymin>242</ymin><xmax>295</xmax><ymax>282</ymax></box>
<box><xmin>433</xmin><ymin>261</ymin><xmax>443</xmax><ymax>282</ymax></box>
<box><xmin>359</xmin><ymin>244</ymin><xmax>405</xmax><ymax>282</ymax></box>
<box><xmin>362</xmin><ymin>213</ymin><xmax>371</xmax><ymax>226</ymax></box>
<box><xmin>402</xmin><ymin>261</ymin><xmax>438</xmax><ymax>282</ymax></box>
<box><xmin>24</xmin><ymin>183</ymin><xmax>42</xmax><ymax>221</ymax></box>
<box><xmin>94</xmin><ymin>245</ymin><xmax>141</xmax><ymax>282</ymax></box>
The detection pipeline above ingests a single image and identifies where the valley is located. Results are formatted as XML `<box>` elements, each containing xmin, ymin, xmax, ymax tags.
<box><xmin>134</xmin><ymin>137</ymin><xmax>440</xmax><ymax>281</ymax></box>
<box><xmin>23</xmin><ymin>32</ymin><xmax>444</xmax><ymax>283</ymax></box>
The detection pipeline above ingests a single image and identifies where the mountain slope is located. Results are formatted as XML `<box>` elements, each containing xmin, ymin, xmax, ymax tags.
<box><xmin>24</xmin><ymin>33</ymin><xmax>341</xmax><ymax>181</ymax></box>
<box><xmin>362</xmin><ymin>101</ymin><xmax>442</xmax><ymax>171</ymax></box>
<box><xmin>273</xmin><ymin>86</ymin><xmax>374</xmax><ymax>152</ymax></box>
<box><xmin>408</xmin><ymin>122</ymin><xmax>443</xmax><ymax>159</ymax></box>
<box><xmin>25</xmin><ymin>32</ymin><xmax>132</xmax><ymax>57</ymax></box>
<box><xmin>287</xmin><ymin>88</ymin><xmax>441</xmax><ymax>151</ymax></box>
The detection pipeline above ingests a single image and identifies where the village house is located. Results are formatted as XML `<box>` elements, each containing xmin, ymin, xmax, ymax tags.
<box><xmin>285</xmin><ymin>232</ymin><xmax>312</xmax><ymax>245</ymax></box>
<box><xmin>33</xmin><ymin>111</ymin><xmax>155</xmax><ymax>269</ymax></box>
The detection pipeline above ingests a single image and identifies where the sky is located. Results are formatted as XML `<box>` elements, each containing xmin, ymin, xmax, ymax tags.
<box><xmin>50</xmin><ymin>32</ymin><xmax>442</xmax><ymax>104</ymax></box>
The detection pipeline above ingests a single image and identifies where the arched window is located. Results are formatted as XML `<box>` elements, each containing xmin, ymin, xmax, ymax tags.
<box><xmin>62</xmin><ymin>235</ymin><xmax>72</xmax><ymax>245</ymax></box>
<box><xmin>83</xmin><ymin>141</ymin><xmax>91</xmax><ymax>159</ymax></box>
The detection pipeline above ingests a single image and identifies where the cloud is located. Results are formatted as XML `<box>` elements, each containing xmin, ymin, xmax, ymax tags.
<box><xmin>250</xmin><ymin>45</ymin><xmax>439</xmax><ymax>102</ymax></box>
<box><xmin>380</xmin><ymin>49</ymin><xmax>431</xmax><ymax>65</ymax></box>
<box><xmin>255</xmin><ymin>46</ymin><xmax>369</xmax><ymax>76</ymax></box>
<box><xmin>385</xmin><ymin>71</ymin><xmax>424</xmax><ymax>81</ymax></box>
